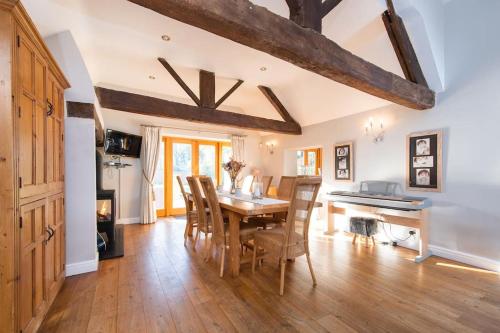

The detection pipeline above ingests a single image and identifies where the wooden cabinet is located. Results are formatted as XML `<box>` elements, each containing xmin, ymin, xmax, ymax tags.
<box><xmin>18</xmin><ymin>195</ymin><xmax>65</xmax><ymax>333</ymax></box>
<box><xmin>0</xmin><ymin>2</ymin><xmax>69</xmax><ymax>332</ymax></box>
<box><xmin>19</xmin><ymin>200</ymin><xmax>48</xmax><ymax>333</ymax></box>
<box><xmin>18</xmin><ymin>28</ymin><xmax>49</xmax><ymax>199</ymax></box>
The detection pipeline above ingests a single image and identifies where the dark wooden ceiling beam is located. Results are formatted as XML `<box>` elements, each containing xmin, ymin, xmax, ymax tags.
<box><xmin>321</xmin><ymin>0</ymin><xmax>342</xmax><ymax>18</ymax></box>
<box><xmin>382</xmin><ymin>0</ymin><xmax>428</xmax><ymax>87</ymax></box>
<box><xmin>95</xmin><ymin>87</ymin><xmax>302</xmax><ymax>135</ymax></box>
<box><xmin>158</xmin><ymin>57</ymin><xmax>201</xmax><ymax>106</ymax></box>
<box><xmin>258</xmin><ymin>86</ymin><xmax>298</xmax><ymax>124</ymax></box>
<box><xmin>214</xmin><ymin>79</ymin><xmax>244</xmax><ymax>109</ymax></box>
<box><xmin>199</xmin><ymin>70</ymin><xmax>215</xmax><ymax>108</ymax></box>
<box><xmin>286</xmin><ymin>0</ymin><xmax>322</xmax><ymax>32</ymax></box>
<box><xmin>129</xmin><ymin>0</ymin><xmax>434</xmax><ymax>110</ymax></box>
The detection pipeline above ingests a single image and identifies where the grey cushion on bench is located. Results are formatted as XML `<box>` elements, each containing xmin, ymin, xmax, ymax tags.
<box><xmin>349</xmin><ymin>217</ymin><xmax>378</xmax><ymax>237</ymax></box>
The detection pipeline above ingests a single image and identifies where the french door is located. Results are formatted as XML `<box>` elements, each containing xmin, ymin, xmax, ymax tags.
<box><xmin>155</xmin><ymin>137</ymin><xmax>231</xmax><ymax>216</ymax></box>
<box><xmin>297</xmin><ymin>148</ymin><xmax>322</xmax><ymax>176</ymax></box>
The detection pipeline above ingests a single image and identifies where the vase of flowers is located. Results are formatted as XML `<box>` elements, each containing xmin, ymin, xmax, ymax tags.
<box><xmin>223</xmin><ymin>158</ymin><xmax>246</xmax><ymax>194</ymax></box>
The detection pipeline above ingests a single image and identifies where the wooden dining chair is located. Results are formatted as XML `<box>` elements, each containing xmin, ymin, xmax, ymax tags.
<box><xmin>277</xmin><ymin>176</ymin><xmax>296</xmax><ymax>199</ymax></box>
<box><xmin>178</xmin><ymin>176</ymin><xmax>198</xmax><ymax>246</ymax></box>
<box><xmin>261</xmin><ymin>175</ymin><xmax>273</xmax><ymax>196</ymax></box>
<box><xmin>252</xmin><ymin>176</ymin><xmax>322</xmax><ymax>295</ymax></box>
<box><xmin>249</xmin><ymin>176</ymin><xmax>296</xmax><ymax>229</ymax></box>
<box><xmin>186</xmin><ymin>176</ymin><xmax>211</xmax><ymax>255</ymax></box>
<box><xmin>198</xmin><ymin>176</ymin><xmax>261</xmax><ymax>277</ymax></box>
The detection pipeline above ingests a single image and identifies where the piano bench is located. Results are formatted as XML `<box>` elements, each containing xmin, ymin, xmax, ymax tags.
<box><xmin>350</xmin><ymin>217</ymin><xmax>378</xmax><ymax>247</ymax></box>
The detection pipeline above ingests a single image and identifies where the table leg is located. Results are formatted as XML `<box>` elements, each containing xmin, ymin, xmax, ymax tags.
<box><xmin>324</xmin><ymin>201</ymin><xmax>336</xmax><ymax>235</ymax></box>
<box><xmin>415</xmin><ymin>208</ymin><xmax>431</xmax><ymax>263</ymax></box>
<box><xmin>228</xmin><ymin>211</ymin><xmax>241</xmax><ymax>277</ymax></box>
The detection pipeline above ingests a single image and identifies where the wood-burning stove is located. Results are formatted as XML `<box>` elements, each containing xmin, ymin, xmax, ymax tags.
<box><xmin>96</xmin><ymin>150</ymin><xmax>124</xmax><ymax>259</ymax></box>
<box><xmin>97</xmin><ymin>189</ymin><xmax>116</xmax><ymax>242</ymax></box>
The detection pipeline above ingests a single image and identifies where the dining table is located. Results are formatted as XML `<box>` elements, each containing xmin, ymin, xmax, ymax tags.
<box><xmin>186</xmin><ymin>189</ymin><xmax>322</xmax><ymax>277</ymax></box>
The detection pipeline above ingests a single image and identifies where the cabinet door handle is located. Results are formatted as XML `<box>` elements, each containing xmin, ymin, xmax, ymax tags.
<box><xmin>47</xmin><ymin>100</ymin><xmax>54</xmax><ymax>116</ymax></box>
<box><xmin>44</xmin><ymin>228</ymin><xmax>52</xmax><ymax>245</ymax></box>
<box><xmin>48</xmin><ymin>226</ymin><xmax>55</xmax><ymax>241</ymax></box>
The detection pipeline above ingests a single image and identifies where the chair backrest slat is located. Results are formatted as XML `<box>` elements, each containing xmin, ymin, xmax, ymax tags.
<box><xmin>187</xmin><ymin>176</ymin><xmax>209</xmax><ymax>232</ymax></box>
<box><xmin>277</xmin><ymin>176</ymin><xmax>296</xmax><ymax>199</ymax></box>
<box><xmin>177</xmin><ymin>175</ymin><xmax>191</xmax><ymax>209</ymax></box>
<box><xmin>199</xmin><ymin>176</ymin><xmax>226</xmax><ymax>245</ymax></box>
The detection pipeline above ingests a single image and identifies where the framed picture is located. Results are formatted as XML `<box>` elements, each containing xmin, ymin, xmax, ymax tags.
<box><xmin>334</xmin><ymin>142</ymin><xmax>353</xmax><ymax>182</ymax></box>
<box><xmin>406</xmin><ymin>130</ymin><xmax>443</xmax><ymax>192</ymax></box>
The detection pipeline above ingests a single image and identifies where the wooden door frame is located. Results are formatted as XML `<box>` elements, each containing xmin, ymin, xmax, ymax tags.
<box><xmin>299</xmin><ymin>148</ymin><xmax>322</xmax><ymax>176</ymax></box>
<box><xmin>159</xmin><ymin>137</ymin><xmax>229</xmax><ymax>216</ymax></box>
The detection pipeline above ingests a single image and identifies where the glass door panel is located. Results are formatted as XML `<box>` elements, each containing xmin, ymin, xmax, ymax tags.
<box><xmin>172</xmin><ymin>142</ymin><xmax>192</xmax><ymax>210</ymax></box>
<box><xmin>199</xmin><ymin>143</ymin><xmax>217</xmax><ymax>181</ymax></box>
<box><xmin>220</xmin><ymin>144</ymin><xmax>232</xmax><ymax>190</ymax></box>
<box><xmin>296</xmin><ymin>150</ymin><xmax>305</xmax><ymax>175</ymax></box>
<box><xmin>307</xmin><ymin>151</ymin><xmax>317</xmax><ymax>175</ymax></box>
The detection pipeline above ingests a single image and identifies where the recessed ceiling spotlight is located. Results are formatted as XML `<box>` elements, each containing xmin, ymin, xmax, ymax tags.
<box><xmin>260</xmin><ymin>66</ymin><xmax>267</xmax><ymax>72</ymax></box>
<box><xmin>161</xmin><ymin>34</ymin><xmax>171</xmax><ymax>42</ymax></box>
<box><xmin>148</xmin><ymin>75</ymin><xmax>156</xmax><ymax>80</ymax></box>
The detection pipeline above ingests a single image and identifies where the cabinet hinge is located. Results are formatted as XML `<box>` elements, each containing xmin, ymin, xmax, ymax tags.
<box><xmin>18</xmin><ymin>106</ymin><xmax>21</xmax><ymax>118</ymax></box>
<box><xmin>18</xmin><ymin>177</ymin><xmax>22</xmax><ymax>188</ymax></box>
<box><xmin>19</xmin><ymin>217</ymin><xmax>23</xmax><ymax>229</ymax></box>
<box><xmin>17</xmin><ymin>35</ymin><xmax>20</xmax><ymax>47</ymax></box>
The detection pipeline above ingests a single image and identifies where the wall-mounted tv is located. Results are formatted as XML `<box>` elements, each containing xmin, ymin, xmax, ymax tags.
<box><xmin>104</xmin><ymin>129</ymin><xmax>142</xmax><ymax>158</ymax></box>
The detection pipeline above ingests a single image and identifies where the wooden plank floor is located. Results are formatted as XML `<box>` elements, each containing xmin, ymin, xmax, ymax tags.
<box><xmin>39</xmin><ymin>217</ymin><xmax>500</xmax><ymax>333</ymax></box>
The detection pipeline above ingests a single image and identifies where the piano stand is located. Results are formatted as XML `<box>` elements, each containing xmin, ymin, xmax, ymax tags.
<box><xmin>328</xmin><ymin>201</ymin><xmax>432</xmax><ymax>262</ymax></box>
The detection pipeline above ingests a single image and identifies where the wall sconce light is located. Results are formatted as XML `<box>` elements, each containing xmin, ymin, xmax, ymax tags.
<box><xmin>365</xmin><ymin>117</ymin><xmax>385</xmax><ymax>143</ymax></box>
<box><xmin>266</xmin><ymin>143</ymin><xmax>275</xmax><ymax>154</ymax></box>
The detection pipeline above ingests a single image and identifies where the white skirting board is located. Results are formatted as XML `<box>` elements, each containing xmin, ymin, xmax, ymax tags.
<box><xmin>66</xmin><ymin>254</ymin><xmax>99</xmax><ymax>276</ymax></box>
<box><xmin>429</xmin><ymin>245</ymin><xmax>500</xmax><ymax>272</ymax></box>
<box><xmin>117</xmin><ymin>217</ymin><xmax>140</xmax><ymax>224</ymax></box>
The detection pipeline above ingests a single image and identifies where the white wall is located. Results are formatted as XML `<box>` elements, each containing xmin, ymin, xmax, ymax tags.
<box><xmin>45</xmin><ymin>31</ymin><xmax>99</xmax><ymax>275</ymax></box>
<box><xmin>64</xmin><ymin>118</ymin><xmax>98</xmax><ymax>274</ymax></box>
<box><xmin>261</xmin><ymin>0</ymin><xmax>500</xmax><ymax>271</ymax></box>
<box><xmin>100</xmin><ymin>108</ymin><xmax>264</xmax><ymax>223</ymax></box>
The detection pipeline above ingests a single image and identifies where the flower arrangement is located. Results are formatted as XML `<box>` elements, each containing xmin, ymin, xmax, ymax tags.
<box><xmin>223</xmin><ymin>158</ymin><xmax>246</xmax><ymax>193</ymax></box>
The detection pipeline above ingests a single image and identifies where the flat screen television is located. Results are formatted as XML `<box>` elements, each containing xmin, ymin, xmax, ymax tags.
<box><xmin>104</xmin><ymin>129</ymin><xmax>142</xmax><ymax>158</ymax></box>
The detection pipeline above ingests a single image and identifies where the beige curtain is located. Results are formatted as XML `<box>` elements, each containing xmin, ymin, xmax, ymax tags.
<box><xmin>231</xmin><ymin>135</ymin><xmax>245</xmax><ymax>162</ymax></box>
<box><xmin>140</xmin><ymin>126</ymin><xmax>161</xmax><ymax>224</ymax></box>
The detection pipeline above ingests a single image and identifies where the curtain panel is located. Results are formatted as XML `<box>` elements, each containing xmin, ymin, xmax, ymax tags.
<box><xmin>231</xmin><ymin>135</ymin><xmax>245</xmax><ymax>162</ymax></box>
<box><xmin>140</xmin><ymin>126</ymin><xmax>161</xmax><ymax>224</ymax></box>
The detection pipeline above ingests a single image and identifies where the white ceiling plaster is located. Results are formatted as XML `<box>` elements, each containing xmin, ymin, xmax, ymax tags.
<box><xmin>22</xmin><ymin>0</ymin><xmax>412</xmax><ymax>130</ymax></box>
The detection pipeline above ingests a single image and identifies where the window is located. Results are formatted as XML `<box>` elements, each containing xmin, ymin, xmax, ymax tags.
<box><xmin>297</xmin><ymin>148</ymin><xmax>322</xmax><ymax>176</ymax></box>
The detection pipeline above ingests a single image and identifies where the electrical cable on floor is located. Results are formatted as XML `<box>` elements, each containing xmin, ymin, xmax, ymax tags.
<box><xmin>380</xmin><ymin>221</ymin><xmax>413</xmax><ymax>243</ymax></box>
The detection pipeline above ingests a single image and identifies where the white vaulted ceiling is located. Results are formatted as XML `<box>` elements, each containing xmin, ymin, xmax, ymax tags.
<box><xmin>22</xmin><ymin>0</ymin><xmax>441</xmax><ymax>131</ymax></box>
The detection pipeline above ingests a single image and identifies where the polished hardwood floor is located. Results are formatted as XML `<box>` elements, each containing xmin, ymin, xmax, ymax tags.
<box><xmin>39</xmin><ymin>218</ymin><xmax>500</xmax><ymax>333</ymax></box>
